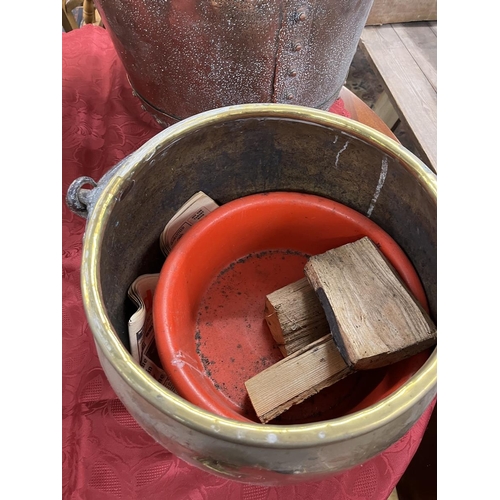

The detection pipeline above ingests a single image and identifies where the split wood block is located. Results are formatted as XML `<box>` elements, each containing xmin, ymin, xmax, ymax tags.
<box><xmin>246</xmin><ymin>236</ymin><xmax>436</xmax><ymax>423</ymax></box>
<box><xmin>244</xmin><ymin>334</ymin><xmax>353</xmax><ymax>423</ymax></box>
<box><xmin>304</xmin><ymin>236</ymin><xmax>437</xmax><ymax>370</ymax></box>
<box><xmin>265</xmin><ymin>277</ymin><xmax>330</xmax><ymax>356</ymax></box>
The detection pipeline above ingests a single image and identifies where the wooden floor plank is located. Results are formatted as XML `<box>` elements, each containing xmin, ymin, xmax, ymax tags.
<box><xmin>392</xmin><ymin>22</ymin><xmax>437</xmax><ymax>91</ymax></box>
<box><xmin>359</xmin><ymin>24</ymin><xmax>437</xmax><ymax>171</ymax></box>
<box><xmin>366</xmin><ymin>0</ymin><xmax>437</xmax><ymax>26</ymax></box>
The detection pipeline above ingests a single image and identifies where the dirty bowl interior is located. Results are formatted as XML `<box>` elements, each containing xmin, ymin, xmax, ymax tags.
<box><xmin>153</xmin><ymin>191</ymin><xmax>430</xmax><ymax>424</ymax></box>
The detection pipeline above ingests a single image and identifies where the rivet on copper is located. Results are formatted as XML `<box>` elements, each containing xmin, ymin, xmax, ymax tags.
<box><xmin>297</xmin><ymin>8</ymin><xmax>308</xmax><ymax>21</ymax></box>
<box><xmin>294</xmin><ymin>42</ymin><xmax>302</xmax><ymax>52</ymax></box>
<box><xmin>286</xmin><ymin>94</ymin><xmax>294</xmax><ymax>100</ymax></box>
<box><xmin>289</xmin><ymin>69</ymin><xmax>297</xmax><ymax>77</ymax></box>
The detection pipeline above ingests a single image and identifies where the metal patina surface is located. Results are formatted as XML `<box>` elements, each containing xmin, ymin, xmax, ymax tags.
<box><xmin>94</xmin><ymin>0</ymin><xmax>374</xmax><ymax>126</ymax></box>
<box><xmin>69</xmin><ymin>104</ymin><xmax>437</xmax><ymax>485</ymax></box>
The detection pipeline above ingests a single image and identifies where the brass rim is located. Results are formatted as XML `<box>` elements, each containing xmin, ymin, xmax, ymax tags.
<box><xmin>81</xmin><ymin>103</ymin><xmax>437</xmax><ymax>448</ymax></box>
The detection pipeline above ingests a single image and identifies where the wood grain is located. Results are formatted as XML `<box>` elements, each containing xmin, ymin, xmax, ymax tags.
<box><xmin>366</xmin><ymin>0</ymin><xmax>437</xmax><ymax>26</ymax></box>
<box><xmin>265</xmin><ymin>277</ymin><xmax>330</xmax><ymax>356</ymax></box>
<box><xmin>392</xmin><ymin>22</ymin><xmax>437</xmax><ymax>91</ymax></box>
<box><xmin>304</xmin><ymin>237</ymin><xmax>436</xmax><ymax>370</ymax></box>
<box><xmin>244</xmin><ymin>335</ymin><xmax>352</xmax><ymax>423</ymax></box>
<box><xmin>359</xmin><ymin>23</ymin><xmax>437</xmax><ymax>171</ymax></box>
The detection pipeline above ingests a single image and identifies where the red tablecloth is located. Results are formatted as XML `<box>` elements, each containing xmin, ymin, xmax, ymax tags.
<box><xmin>62</xmin><ymin>24</ymin><xmax>435</xmax><ymax>500</ymax></box>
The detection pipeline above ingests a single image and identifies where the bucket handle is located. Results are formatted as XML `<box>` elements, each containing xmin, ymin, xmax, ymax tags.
<box><xmin>66</xmin><ymin>159</ymin><xmax>126</xmax><ymax>219</ymax></box>
<box><xmin>66</xmin><ymin>176</ymin><xmax>98</xmax><ymax>218</ymax></box>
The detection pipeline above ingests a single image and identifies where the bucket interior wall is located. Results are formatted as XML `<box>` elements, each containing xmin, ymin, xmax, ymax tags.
<box><xmin>97</xmin><ymin>117</ymin><xmax>436</xmax><ymax>350</ymax></box>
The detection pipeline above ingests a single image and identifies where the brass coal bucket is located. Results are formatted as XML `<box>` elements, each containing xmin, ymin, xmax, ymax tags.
<box><xmin>94</xmin><ymin>0</ymin><xmax>374</xmax><ymax>126</ymax></box>
<box><xmin>67</xmin><ymin>103</ymin><xmax>437</xmax><ymax>485</ymax></box>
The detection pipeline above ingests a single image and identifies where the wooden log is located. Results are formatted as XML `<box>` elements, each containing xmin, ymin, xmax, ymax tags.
<box><xmin>304</xmin><ymin>237</ymin><xmax>436</xmax><ymax>370</ymax></box>
<box><xmin>244</xmin><ymin>335</ymin><xmax>352</xmax><ymax>423</ymax></box>
<box><xmin>265</xmin><ymin>277</ymin><xmax>330</xmax><ymax>356</ymax></box>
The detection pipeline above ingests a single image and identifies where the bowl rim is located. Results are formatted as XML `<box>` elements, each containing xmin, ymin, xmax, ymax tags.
<box><xmin>81</xmin><ymin>103</ymin><xmax>437</xmax><ymax>448</ymax></box>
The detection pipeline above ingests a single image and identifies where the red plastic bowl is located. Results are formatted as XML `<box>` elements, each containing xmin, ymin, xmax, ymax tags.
<box><xmin>153</xmin><ymin>192</ymin><xmax>430</xmax><ymax>424</ymax></box>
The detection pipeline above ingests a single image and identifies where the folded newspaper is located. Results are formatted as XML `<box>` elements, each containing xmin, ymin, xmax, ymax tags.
<box><xmin>127</xmin><ymin>191</ymin><xmax>219</xmax><ymax>389</ymax></box>
<box><xmin>159</xmin><ymin>191</ymin><xmax>219</xmax><ymax>256</ymax></box>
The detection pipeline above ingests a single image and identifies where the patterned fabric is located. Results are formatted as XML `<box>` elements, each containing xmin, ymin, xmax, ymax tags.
<box><xmin>62</xmin><ymin>24</ymin><xmax>435</xmax><ymax>500</ymax></box>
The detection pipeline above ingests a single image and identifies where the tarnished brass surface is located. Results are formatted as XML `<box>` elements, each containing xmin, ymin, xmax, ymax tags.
<box><xmin>80</xmin><ymin>103</ymin><xmax>437</xmax><ymax>485</ymax></box>
<box><xmin>94</xmin><ymin>0</ymin><xmax>374</xmax><ymax>125</ymax></box>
